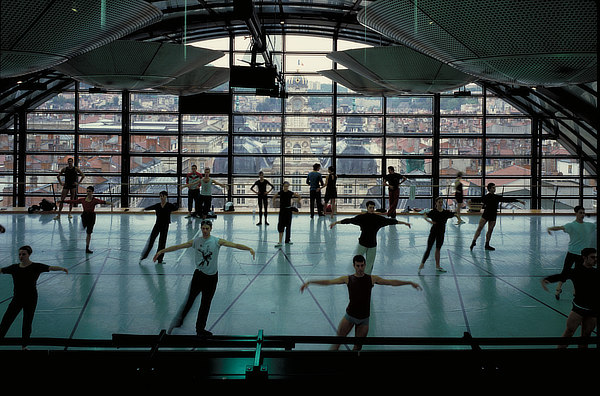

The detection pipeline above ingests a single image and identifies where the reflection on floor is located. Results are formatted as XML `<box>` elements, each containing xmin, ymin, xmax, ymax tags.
<box><xmin>0</xmin><ymin>211</ymin><xmax>597</xmax><ymax>350</ymax></box>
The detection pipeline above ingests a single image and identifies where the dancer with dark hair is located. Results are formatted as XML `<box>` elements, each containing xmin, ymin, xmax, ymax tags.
<box><xmin>154</xmin><ymin>220</ymin><xmax>255</xmax><ymax>337</ymax></box>
<box><xmin>62</xmin><ymin>185</ymin><xmax>114</xmax><ymax>254</ymax></box>
<box><xmin>384</xmin><ymin>166</ymin><xmax>407</xmax><ymax>219</ymax></box>
<box><xmin>0</xmin><ymin>245</ymin><xmax>68</xmax><ymax>349</ymax></box>
<box><xmin>470</xmin><ymin>182</ymin><xmax>525</xmax><ymax>251</ymax></box>
<box><xmin>418</xmin><ymin>197</ymin><xmax>456</xmax><ymax>274</ymax></box>
<box><xmin>330</xmin><ymin>200</ymin><xmax>411</xmax><ymax>274</ymax></box>
<box><xmin>273</xmin><ymin>181</ymin><xmax>301</xmax><ymax>248</ymax></box>
<box><xmin>182</xmin><ymin>164</ymin><xmax>202</xmax><ymax>218</ymax></box>
<box><xmin>54</xmin><ymin>157</ymin><xmax>85</xmax><ymax>220</ymax></box>
<box><xmin>453</xmin><ymin>172</ymin><xmax>465</xmax><ymax>225</ymax></box>
<box><xmin>300</xmin><ymin>254</ymin><xmax>421</xmax><ymax>350</ymax></box>
<box><xmin>251</xmin><ymin>171</ymin><xmax>274</xmax><ymax>226</ymax></box>
<box><xmin>306</xmin><ymin>163</ymin><xmax>324</xmax><ymax>218</ymax></box>
<box><xmin>541</xmin><ymin>247</ymin><xmax>598</xmax><ymax>348</ymax></box>
<box><xmin>140</xmin><ymin>191</ymin><xmax>178</xmax><ymax>264</ymax></box>
<box><xmin>198</xmin><ymin>167</ymin><xmax>227</xmax><ymax>219</ymax></box>
<box><xmin>323</xmin><ymin>166</ymin><xmax>338</xmax><ymax>219</ymax></box>
<box><xmin>547</xmin><ymin>205</ymin><xmax>597</xmax><ymax>299</ymax></box>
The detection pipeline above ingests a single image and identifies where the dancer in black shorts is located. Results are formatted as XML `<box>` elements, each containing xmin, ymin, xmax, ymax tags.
<box><xmin>140</xmin><ymin>191</ymin><xmax>178</xmax><ymax>264</ymax></box>
<box><xmin>62</xmin><ymin>186</ymin><xmax>114</xmax><ymax>253</ymax></box>
<box><xmin>250</xmin><ymin>171</ymin><xmax>274</xmax><ymax>226</ymax></box>
<box><xmin>418</xmin><ymin>197</ymin><xmax>456</xmax><ymax>274</ymax></box>
<box><xmin>300</xmin><ymin>254</ymin><xmax>421</xmax><ymax>350</ymax></box>
<box><xmin>54</xmin><ymin>157</ymin><xmax>85</xmax><ymax>220</ymax></box>
<box><xmin>470</xmin><ymin>183</ymin><xmax>525</xmax><ymax>251</ymax></box>
<box><xmin>0</xmin><ymin>245</ymin><xmax>68</xmax><ymax>349</ymax></box>
<box><xmin>541</xmin><ymin>248</ymin><xmax>598</xmax><ymax>348</ymax></box>
<box><xmin>453</xmin><ymin>172</ymin><xmax>465</xmax><ymax>225</ymax></box>
<box><xmin>273</xmin><ymin>181</ymin><xmax>301</xmax><ymax>247</ymax></box>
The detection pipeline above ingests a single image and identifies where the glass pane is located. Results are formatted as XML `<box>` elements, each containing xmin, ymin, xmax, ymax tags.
<box><xmin>286</xmin><ymin>74</ymin><xmax>333</xmax><ymax>93</ymax></box>
<box><xmin>233</xmin><ymin>155</ymin><xmax>281</xmax><ymax>175</ymax></box>
<box><xmin>440</xmin><ymin>96</ymin><xmax>483</xmax><ymax>115</ymax></box>
<box><xmin>80</xmin><ymin>155</ymin><xmax>121</xmax><ymax>174</ymax></box>
<box><xmin>284</xmin><ymin>54</ymin><xmax>332</xmax><ymax>73</ymax></box>
<box><xmin>440</xmin><ymin>158</ymin><xmax>483</xmax><ymax>176</ymax></box>
<box><xmin>129</xmin><ymin>176</ymin><xmax>178</xmax><ymax>207</ymax></box>
<box><xmin>183</xmin><ymin>135</ymin><xmax>228</xmax><ymax>154</ymax></box>
<box><xmin>285</xmin><ymin>95</ymin><xmax>333</xmax><ymax>113</ymax></box>
<box><xmin>182</xmin><ymin>156</ymin><xmax>229</xmax><ymax>174</ymax></box>
<box><xmin>36</xmin><ymin>92</ymin><xmax>75</xmax><ymax>110</ymax></box>
<box><xmin>130</xmin><ymin>93</ymin><xmax>178</xmax><ymax>112</ymax></box>
<box><xmin>440</xmin><ymin>117</ymin><xmax>482</xmax><ymax>134</ymax></box>
<box><xmin>234</xmin><ymin>115</ymin><xmax>282</xmax><ymax>133</ymax></box>
<box><xmin>542</xmin><ymin>139</ymin><xmax>572</xmax><ymax>156</ymax></box>
<box><xmin>284</xmin><ymin>136</ymin><xmax>331</xmax><ymax>155</ymax></box>
<box><xmin>27</xmin><ymin>133</ymin><xmax>74</xmax><ymax>152</ymax></box>
<box><xmin>182</xmin><ymin>115</ymin><xmax>228</xmax><ymax>133</ymax></box>
<box><xmin>285</xmin><ymin>116</ymin><xmax>332</xmax><ymax>133</ymax></box>
<box><xmin>540</xmin><ymin>179</ymin><xmax>580</xmax><ymax>197</ymax></box>
<box><xmin>131</xmin><ymin>114</ymin><xmax>178</xmax><ymax>132</ymax></box>
<box><xmin>486</xmin><ymin>158</ymin><xmax>531</xmax><ymax>176</ymax></box>
<box><xmin>234</xmin><ymin>95</ymin><xmax>281</xmax><ymax>113</ymax></box>
<box><xmin>130</xmin><ymin>156</ymin><xmax>176</xmax><ymax>174</ymax></box>
<box><xmin>541</xmin><ymin>158</ymin><xmax>579</xmax><ymax>176</ymax></box>
<box><xmin>484</xmin><ymin>179</ymin><xmax>530</xmax><ymax>201</ymax></box>
<box><xmin>337</xmin><ymin>137</ymin><xmax>382</xmax><ymax>156</ymax></box>
<box><xmin>486</xmin><ymin>117</ymin><xmax>531</xmax><ymax>134</ymax></box>
<box><xmin>386</xmin><ymin>97</ymin><xmax>433</xmax><ymax>114</ymax></box>
<box><xmin>486</xmin><ymin>138</ymin><xmax>531</xmax><ymax>156</ymax></box>
<box><xmin>438</xmin><ymin>177</ymin><xmax>481</xmax><ymax>198</ymax></box>
<box><xmin>439</xmin><ymin>138</ymin><xmax>482</xmax><ymax>155</ymax></box>
<box><xmin>486</xmin><ymin>97</ymin><xmax>525</xmax><ymax>115</ymax></box>
<box><xmin>335</xmin><ymin>157</ymin><xmax>382</xmax><ymax>175</ymax></box>
<box><xmin>234</xmin><ymin>136</ymin><xmax>281</xmax><ymax>154</ymax></box>
<box><xmin>336</xmin><ymin>116</ymin><xmax>383</xmax><ymax>134</ymax></box>
<box><xmin>286</xmin><ymin>35</ymin><xmax>332</xmax><ymax>52</ymax></box>
<box><xmin>130</xmin><ymin>135</ymin><xmax>178</xmax><ymax>153</ymax></box>
<box><xmin>386</xmin><ymin>137</ymin><xmax>432</xmax><ymax>155</ymax></box>
<box><xmin>386</xmin><ymin>158</ymin><xmax>432</xmax><ymax>175</ymax></box>
<box><xmin>79</xmin><ymin>113</ymin><xmax>122</xmax><ymax>131</ymax></box>
<box><xmin>27</xmin><ymin>113</ymin><xmax>74</xmax><ymax>130</ymax></box>
<box><xmin>337</xmin><ymin>96</ymin><xmax>383</xmax><ymax>114</ymax></box>
<box><xmin>79</xmin><ymin>92</ymin><xmax>122</xmax><ymax>111</ymax></box>
<box><xmin>386</xmin><ymin>117</ymin><xmax>433</xmax><ymax>134</ymax></box>
<box><xmin>79</xmin><ymin>135</ymin><xmax>122</xmax><ymax>153</ymax></box>
<box><xmin>26</xmin><ymin>154</ymin><xmax>71</xmax><ymax>173</ymax></box>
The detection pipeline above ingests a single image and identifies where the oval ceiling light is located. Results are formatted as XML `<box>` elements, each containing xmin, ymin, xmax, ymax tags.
<box><xmin>0</xmin><ymin>0</ymin><xmax>162</xmax><ymax>79</ymax></box>
<box><xmin>154</xmin><ymin>66</ymin><xmax>230</xmax><ymax>96</ymax></box>
<box><xmin>54</xmin><ymin>40</ymin><xmax>225</xmax><ymax>90</ymax></box>
<box><xmin>327</xmin><ymin>46</ymin><xmax>478</xmax><ymax>94</ymax></box>
<box><xmin>357</xmin><ymin>0</ymin><xmax>597</xmax><ymax>87</ymax></box>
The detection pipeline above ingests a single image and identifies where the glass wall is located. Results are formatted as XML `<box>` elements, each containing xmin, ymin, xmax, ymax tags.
<box><xmin>5</xmin><ymin>35</ymin><xmax>593</xmax><ymax>212</ymax></box>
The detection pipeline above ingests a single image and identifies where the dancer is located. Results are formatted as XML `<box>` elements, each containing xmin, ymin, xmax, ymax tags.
<box><xmin>54</xmin><ymin>157</ymin><xmax>85</xmax><ymax>220</ymax></box>
<box><xmin>154</xmin><ymin>219</ymin><xmax>255</xmax><ymax>336</ymax></box>
<box><xmin>140</xmin><ymin>191</ymin><xmax>178</xmax><ymax>264</ymax></box>
<box><xmin>300</xmin><ymin>254</ymin><xmax>421</xmax><ymax>350</ymax></box>
<box><xmin>182</xmin><ymin>164</ymin><xmax>202</xmax><ymax>218</ymax></box>
<box><xmin>418</xmin><ymin>197</ymin><xmax>456</xmax><ymax>274</ymax></box>
<box><xmin>547</xmin><ymin>205</ymin><xmax>597</xmax><ymax>299</ymax></box>
<box><xmin>199</xmin><ymin>167</ymin><xmax>227</xmax><ymax>219</ymax></box>
<box><xmin>306</xmin><ymin>163</ymin><xmax>324</xmax><ymax>218</ymax></box>
<box><xmin>453</xmin><ymin>172</ymin><xmax>465</xmax><ymax>225</ymax></box>
<box><xmin>323</xmin><ymin>166</ymin><xmax>338</xmax><ymax>219</ymax></box>
<box><xmin>0</xmin><ymin>245</ymin><xmax>68</xmax><ymax>349</ymax></box>
<box><xmin>0</xmin><ymin>224</ymin><xmax>5</xmax><ymax>233</ymax></box>
<box><xmin>330</xmin><ymin>200</ymin><xmax>411</xmax><ymax>274</ymax></box>
<box><xmin>469</xmin><ymin>182</ymin><xmax>525</xmax><ymax>251</ymax></box>
<box><xmin>62</xmin><ymin>185</ymin><xmax>114</xmax><ymax>253</ymax></box>
<box><xmin>250</xmin><ymin>171</ymin><xmax>274</xmax><ymax>226</ymax></box>
<box><xmin>541</xmin><ymin>247</ymin><xmax>597</xmax><ymax>348</ymax></box>
<box><xmin>273</xmin><ymin>181</ymin><xmax>301</xmax><ymax>248</ymax></box>
<box><xmin>383</xmin><ymin>166</ymin><xmax>407</xmax><ymax>219</ymax></box>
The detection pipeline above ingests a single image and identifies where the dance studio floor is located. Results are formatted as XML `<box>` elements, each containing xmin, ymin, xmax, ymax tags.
<box><xmin>0</xmin><ymin>209</ymin><xmax>597</xmax><ymax>351</ymax></box>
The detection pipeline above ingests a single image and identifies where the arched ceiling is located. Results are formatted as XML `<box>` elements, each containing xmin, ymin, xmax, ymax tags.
<box><xmin>0</xmin><ymin>0</ymin><xmax>596</xmax><ymax>173</ymax></box>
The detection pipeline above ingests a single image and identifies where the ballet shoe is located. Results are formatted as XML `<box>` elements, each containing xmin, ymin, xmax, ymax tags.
<box><xmin>555</xmin><ymin>289</ymin><xmax>562</xmax><ymax>300</ymax></box>
<box><xmin>86</xmin><ymin>248</ymin><xmax>93</xmax><ymax>254</ymax></box>
<box><xmin>436</xmin><ymin>267</ymin><xmax>447</xmax><ymax>273</ymax></box>
<box><xmin>470</xmin><ymin>241</ymin><xmax>476</xmax><ymax>251</ymax></box>
<box><xmin>484</xmin><ymin>244</ymin><xmax>495</xmax><ymax>251</ymax></box>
